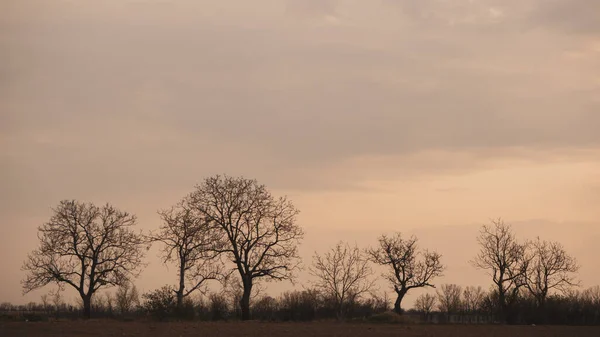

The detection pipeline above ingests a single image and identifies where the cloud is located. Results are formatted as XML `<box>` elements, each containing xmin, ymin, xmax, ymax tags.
<box><xmin>1</xmin><ymin>0</ymin><xmax>599</xmax><ymax>195</ymax></box>
<box><xmin>529</xmin><ymin>0</ymin><xmax>600</xmax><ymax>35</ymax></box>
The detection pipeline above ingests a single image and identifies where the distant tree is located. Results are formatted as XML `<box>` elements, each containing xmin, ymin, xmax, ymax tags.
<box><xmin>142</xmin><ymin>285</ymin><xmax>176</xmax><ymax>320</ymax></box>
<box><xmin>208</xmin><ymin>292</ymin><xmax>230</xmax><ymax>321</ymax></box>
<box><xmin>471</xmin><ymin>219</ymin><xmax>529</xmax><ymax>323</ymax></box>
<box><xmin>188</xmin><ymin>175</ymin><xmax>304</xmax><ymax>320</ymax></box>
<box><xmin>462</xmin><ymin>285</ymin><xmax>485</xmax><ymax>313</ymax></box>
<box><xmin>310</xmin><ymin>241</ymin><xmax>374</xmax><ymax>319</ymax></box>
<box><xmin>279</xmin><ymin>289</ymin><xmax>320</xmax><ymax>321</ymax></box>
<box><xmin>105</xmin><ymin>292</ymin><xmax>114</xmax><ymax>315</ymax></box>
<box><xmin>437</xmin><ymin>284</ymin><xmax>463</xmax><ymax>315</ymax></box>
<box><xmin>368</xmin><ymin>233</ymin><xmax>444</xmax><ymax>314</ymax></box>
<box><xmin>90</xmin><ymin>293</ymin><xmax>107</xmax><ymax>313</ymax></box>
<box><xmin>252</xmin><ymin>295</ymin><xmax>278</xmax><ymax>321</ymax></box>
<box><xmin>583</xmin><ymin>286</ymin><xmax>600</xmax><ymax>305</ymax></box>
<box><xmin>40</xmin><ymin>294</ymin><xmax>50</xmax><ymax>314</ymax></box>
<box><xmin>50</xmin><ymin>287</ymin><xmax>62</xmax><ymax>314</ymax></box>
<box><xmin>21</xmin><ymin>200</ymin><xmax>147</xmax><ymax>318</ymax></box>
<box><xmin>524</xmin><ymin>237</ymin><xmax>579</xmax><ymax>307</ymax></box>
<box><xmin>115</xmin><ymin>281</ymin><xmax>140</xmax><ymax>314</ymax></box>
<box><xmin>150</xmin><ymin>200</ymin><xmax>223</xmax><ymax>311</ymax></box>
<box><xmin>414</xmin><ymin>293</ymin><xmax>437</xmax><ymax>318</ymax></box>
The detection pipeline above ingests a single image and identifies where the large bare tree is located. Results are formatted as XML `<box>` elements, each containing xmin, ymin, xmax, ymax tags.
<box><xmin>22</xmin><ymin>200</ymin><xmax>147</xmax><ymax>318</ymax></box>
<box><xmin>368</xmin><ymin>233</ymin><xmax>444</xmax><ymax>314</ymax></box>
<box><xmin>188</xmin><ymin>175</ymin><xmax>304</xmax><ymax>320</ymax></box>
<box><xmin>310</xmin><ymin>241</ymin><xmax>374</xmax><ymax>319</ymax></box>
<box><xmin>150</xmin><ymin>201</ymin><xmax>223</xmax><ymax>311</ymax></box>
<box><xmin>524</xmin><ymin>237</ymin><xmax>579</xmax><ymax>307</ymax></box>
<box><xmin>471</xmin><ymin>219</ymin><xmax>529</xmax><ymax>323</ymax></box>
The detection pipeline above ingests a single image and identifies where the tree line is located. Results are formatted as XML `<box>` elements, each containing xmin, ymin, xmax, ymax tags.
<box><xmin>19</xmin><ymin>175</ymin><xmax>594</xmax><ymax>324</ymax></box>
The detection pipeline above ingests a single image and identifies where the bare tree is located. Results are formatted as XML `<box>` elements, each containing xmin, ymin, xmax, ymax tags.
<box><xmin>105</xmin><ymin>292</ymin><xmax>114</xmax><ymax>315</ymax></box>
<box><xmin>471</xmin><ymin>219</ymin><xmax>529</xmax><ymax>323</ymax></box>
<box><xmin>368</xmin><ymin>233</ymin><xmax>444</xmax><ymax>314</ymax></box>
<box><xmin>524</xmin><ymin>237</ymin><xmax>579</xmax><ymax>307</ymax></box>
<box><xmin>188</xmin><ymin>175</ymin><xmax>304</xmax><ymax>320</ymax></box>
<box><xmin>40</xmin><ymin>294</ymin><xmax>50</xmax><ymax>314</ymax></box>
<box><xmin>310</xmin><ymin>241</ymin><xmax>374</xmax><ymax>319</ymax></box>
<box><xmin>21</xmin><ymin>200</ymin><xmax>147</xmax><ymax>318</ymax></box>
<box><xmin>583</xmin><ymin>286</ymin><xmax>600</xmax><ymax>306</ymax></box>
<box><xmin>150</xmin><ymin>200</ymin><xmax>223</xmax><ymax>310</ymax></box>
<box><xmin>414</xmin><ymin>293</ymin><xmax>436</xmax><ymax>318</ymax></box>
<box><xmin>115</xmin><ymin>281</ymin><xmax>140</xmax><ymax>314</ymax></box>
<box><xmin>50</xmin><ymin>288</ymin><xmax>62</xmax><ymax>314</ymax></box>
<box><xmin>437</xmin><ymin>284</ymin><xmax>463</xmax><ymax>315</ymax></box>
<box><xmin>462</xmin><ymin>285</ymin><xmax>485</xmax><ymax>314</ymax></box>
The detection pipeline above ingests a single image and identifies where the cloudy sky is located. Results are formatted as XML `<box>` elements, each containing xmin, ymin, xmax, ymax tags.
<box><xmin>1</xmin><ymin>0</ymin><xmax>599</xmax><ymax>306</ymax></box>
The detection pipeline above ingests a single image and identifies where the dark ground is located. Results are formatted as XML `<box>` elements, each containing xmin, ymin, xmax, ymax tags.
<box><xmin>2</xmin><ymin>321</ymin><xmax>600</xmax><ymax>337</ymax></box>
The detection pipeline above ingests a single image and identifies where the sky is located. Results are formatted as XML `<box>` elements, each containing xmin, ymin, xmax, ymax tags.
<box><xmin>1</xmin><ymin>0</ymin><xmax>599</xmax><ymax>307</ymax></box>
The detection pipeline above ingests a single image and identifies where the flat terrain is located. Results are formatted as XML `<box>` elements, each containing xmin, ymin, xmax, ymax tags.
<box><xmin>1</xmin><ymin>320</ymin><xmax>599</xmax><ymax>337</ymax></box>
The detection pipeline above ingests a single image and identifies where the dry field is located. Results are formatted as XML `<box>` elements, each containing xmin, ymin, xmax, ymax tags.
<box><xmin>2</xmin><ymin>321</ymin><xmax>600</xmax><ymax>337</ymax></box>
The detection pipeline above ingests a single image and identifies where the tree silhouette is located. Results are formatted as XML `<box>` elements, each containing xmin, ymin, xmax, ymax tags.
<box><xmin>22</xmin><ymin>200</ymin><xmax>147</xmax><ymax>318</ymax></box>
<box><xmin>437</xmin><ymin>284</ymin><xmax>462</xmax><ymax>315</ymax></box>
<box><xmin>524</xmin><ymin>237</ymin><xmax>579</xmax><ymax>307</ymax></box>
<box><xmin>115</xmin><ymin>281</ymin><xmax>140</xmax><ymax>314</ymax></box>
<box><xmin>150</xmin><ymin>200</ymin><xmax>223</xmax><ymax>311</ymax></box>
<box><xmin>462</xmin><ymin>285</ymin><xmax>485</xmax><ymax>314</ymax></box>
<box><xmin>188</xmin><ymin>175</ymin><xmax>304</xmax><ymax>320</ymax></box>
<box><xmin>414</xmin><ymin>293</ymin><xmax>437</xmax><ymax>319</ymax></box>
<box><xmin>310</xmin><ymin>241</ymin><xmax>374</xmax><ymax>319</ymax></box>
<box><xmin>471</xmin><ymin>219</ymin><xmax>529</xmax><ymax>323</ymax></box>
<box><xmin>368</xmin><ymin>233</ymin><xmax>444</xmax><ymax>314</ymax></box>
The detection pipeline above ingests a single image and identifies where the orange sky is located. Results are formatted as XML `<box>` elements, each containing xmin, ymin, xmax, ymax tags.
<box><xmin>1</xmin><ymin>0</ymin><xmax>599</xmax><ymax>307</ymax></box>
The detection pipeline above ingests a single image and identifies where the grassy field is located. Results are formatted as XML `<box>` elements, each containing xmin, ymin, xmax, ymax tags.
<box><xmin>1</xmin><ymin>320</ymin><xmax>599</xmax><ymax>337</ymax></box>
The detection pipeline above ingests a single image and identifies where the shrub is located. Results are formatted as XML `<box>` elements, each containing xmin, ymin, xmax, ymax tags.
<box><xmin>142</xmin><ymin>285</ymin><xmax>176</xmax><ymax>320</ymax></box>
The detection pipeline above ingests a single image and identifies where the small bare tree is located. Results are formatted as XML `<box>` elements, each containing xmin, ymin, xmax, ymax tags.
<box><xmin>310</xmin><ymin>241</ymin><xmax>374</xmax><ymax>319</ymax></box>
<box><xmin>22</xmin><ymin>200</ymin><xmax>147</xmax><ymax>318</ymax></box>
<box><xmin>462</xmin><ymin>285</ymin><xmax>485</xmax><ymax>314</ymax></box>
<box><xmin>115</xmin><ymin>281</ymin><xmax>140</xmax><ymax>314</ymax></box>
<box><xmin>368</xmin><ymin>233</ymin><xmax>444</xmax><ymax>314</ymax></box>
<box><xmin>40</xmin><ymin>294</ymin><xmax>50</xmax><ymax>314</ymax></box>
<box><xmin>524</xmin><ymin>237</ymin><xmax>579</xmax><ymax>307</ymax></box>
<box><xmin>105</xmin><ymin>292</ymin><xmax>114</xmax><ymax>315</ymax></box>
<box><xmin>471</xmin><ymin>219</ymin><xmax>529</xmax><ymax>323</ymax></box>
<box><xmin>188</xmin><ymin>175</ymin><xmax>304</xmax><ymax>320</ymax></box>
<box><xmin>50</xmin><ymin>287</ymin><xmax>62</xmax><ymax>314</ymax></box>
<box><xmin>414</xmin><ymin>293</ymin><xmax>436</xmax><ymax>318</ymax></box>
<box><xmin>437</xmin><ymin>284</ymin><xmax>463</xmax><ymax>315</ymax></box>
<box><xmin>150</xmin><ymin>200</ymin><xmax>223</xmax><ymax>310</ymax></box>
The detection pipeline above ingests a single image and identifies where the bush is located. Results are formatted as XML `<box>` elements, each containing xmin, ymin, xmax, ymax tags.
<box><xmin>142</xmin><ymin>286</ymin><xmax>176</xmax><ymax>320</ymax></box>
<box><xmin>209</xmin><ymin>293</ymin><xmax>229</xmax><ymax>321</ymax></box>
<box><xmin>368</xmin><ymin>311</ymin><xmax>418</xmax><ymax>324</ymax></box>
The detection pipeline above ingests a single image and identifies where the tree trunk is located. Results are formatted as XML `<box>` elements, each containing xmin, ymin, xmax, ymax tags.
<box><xmin>497</xmin><ymin>284</ymin><xmax>506</xmax><ymax>324</ymax></box>
<box><xmin>336</xmin><ymin>300</ymin><xmax>345</xmax><ymax>321</ymax></box>
<box><xmin>82</xmin><ymin>295</ymin><xmax>92</xmax><ymax>319</ymax></box>
<box><xmin>177</xmin><ymin>254</ymin><xmax>186</xmax><ymax>313</ymax></box>
<box><xmin>394</xmin><ymin>290</ymin><xmax>406</xmax><ymax>315</ymax></box>
<box><xmin>239</xmin><ymin>280</ymin><xmax>252</xmax><ymax>321</ymax></box>
<box><xmin>176</xmin><ymin>290</ymin><xmax>184</xmax><ymax>315</ymax></box>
